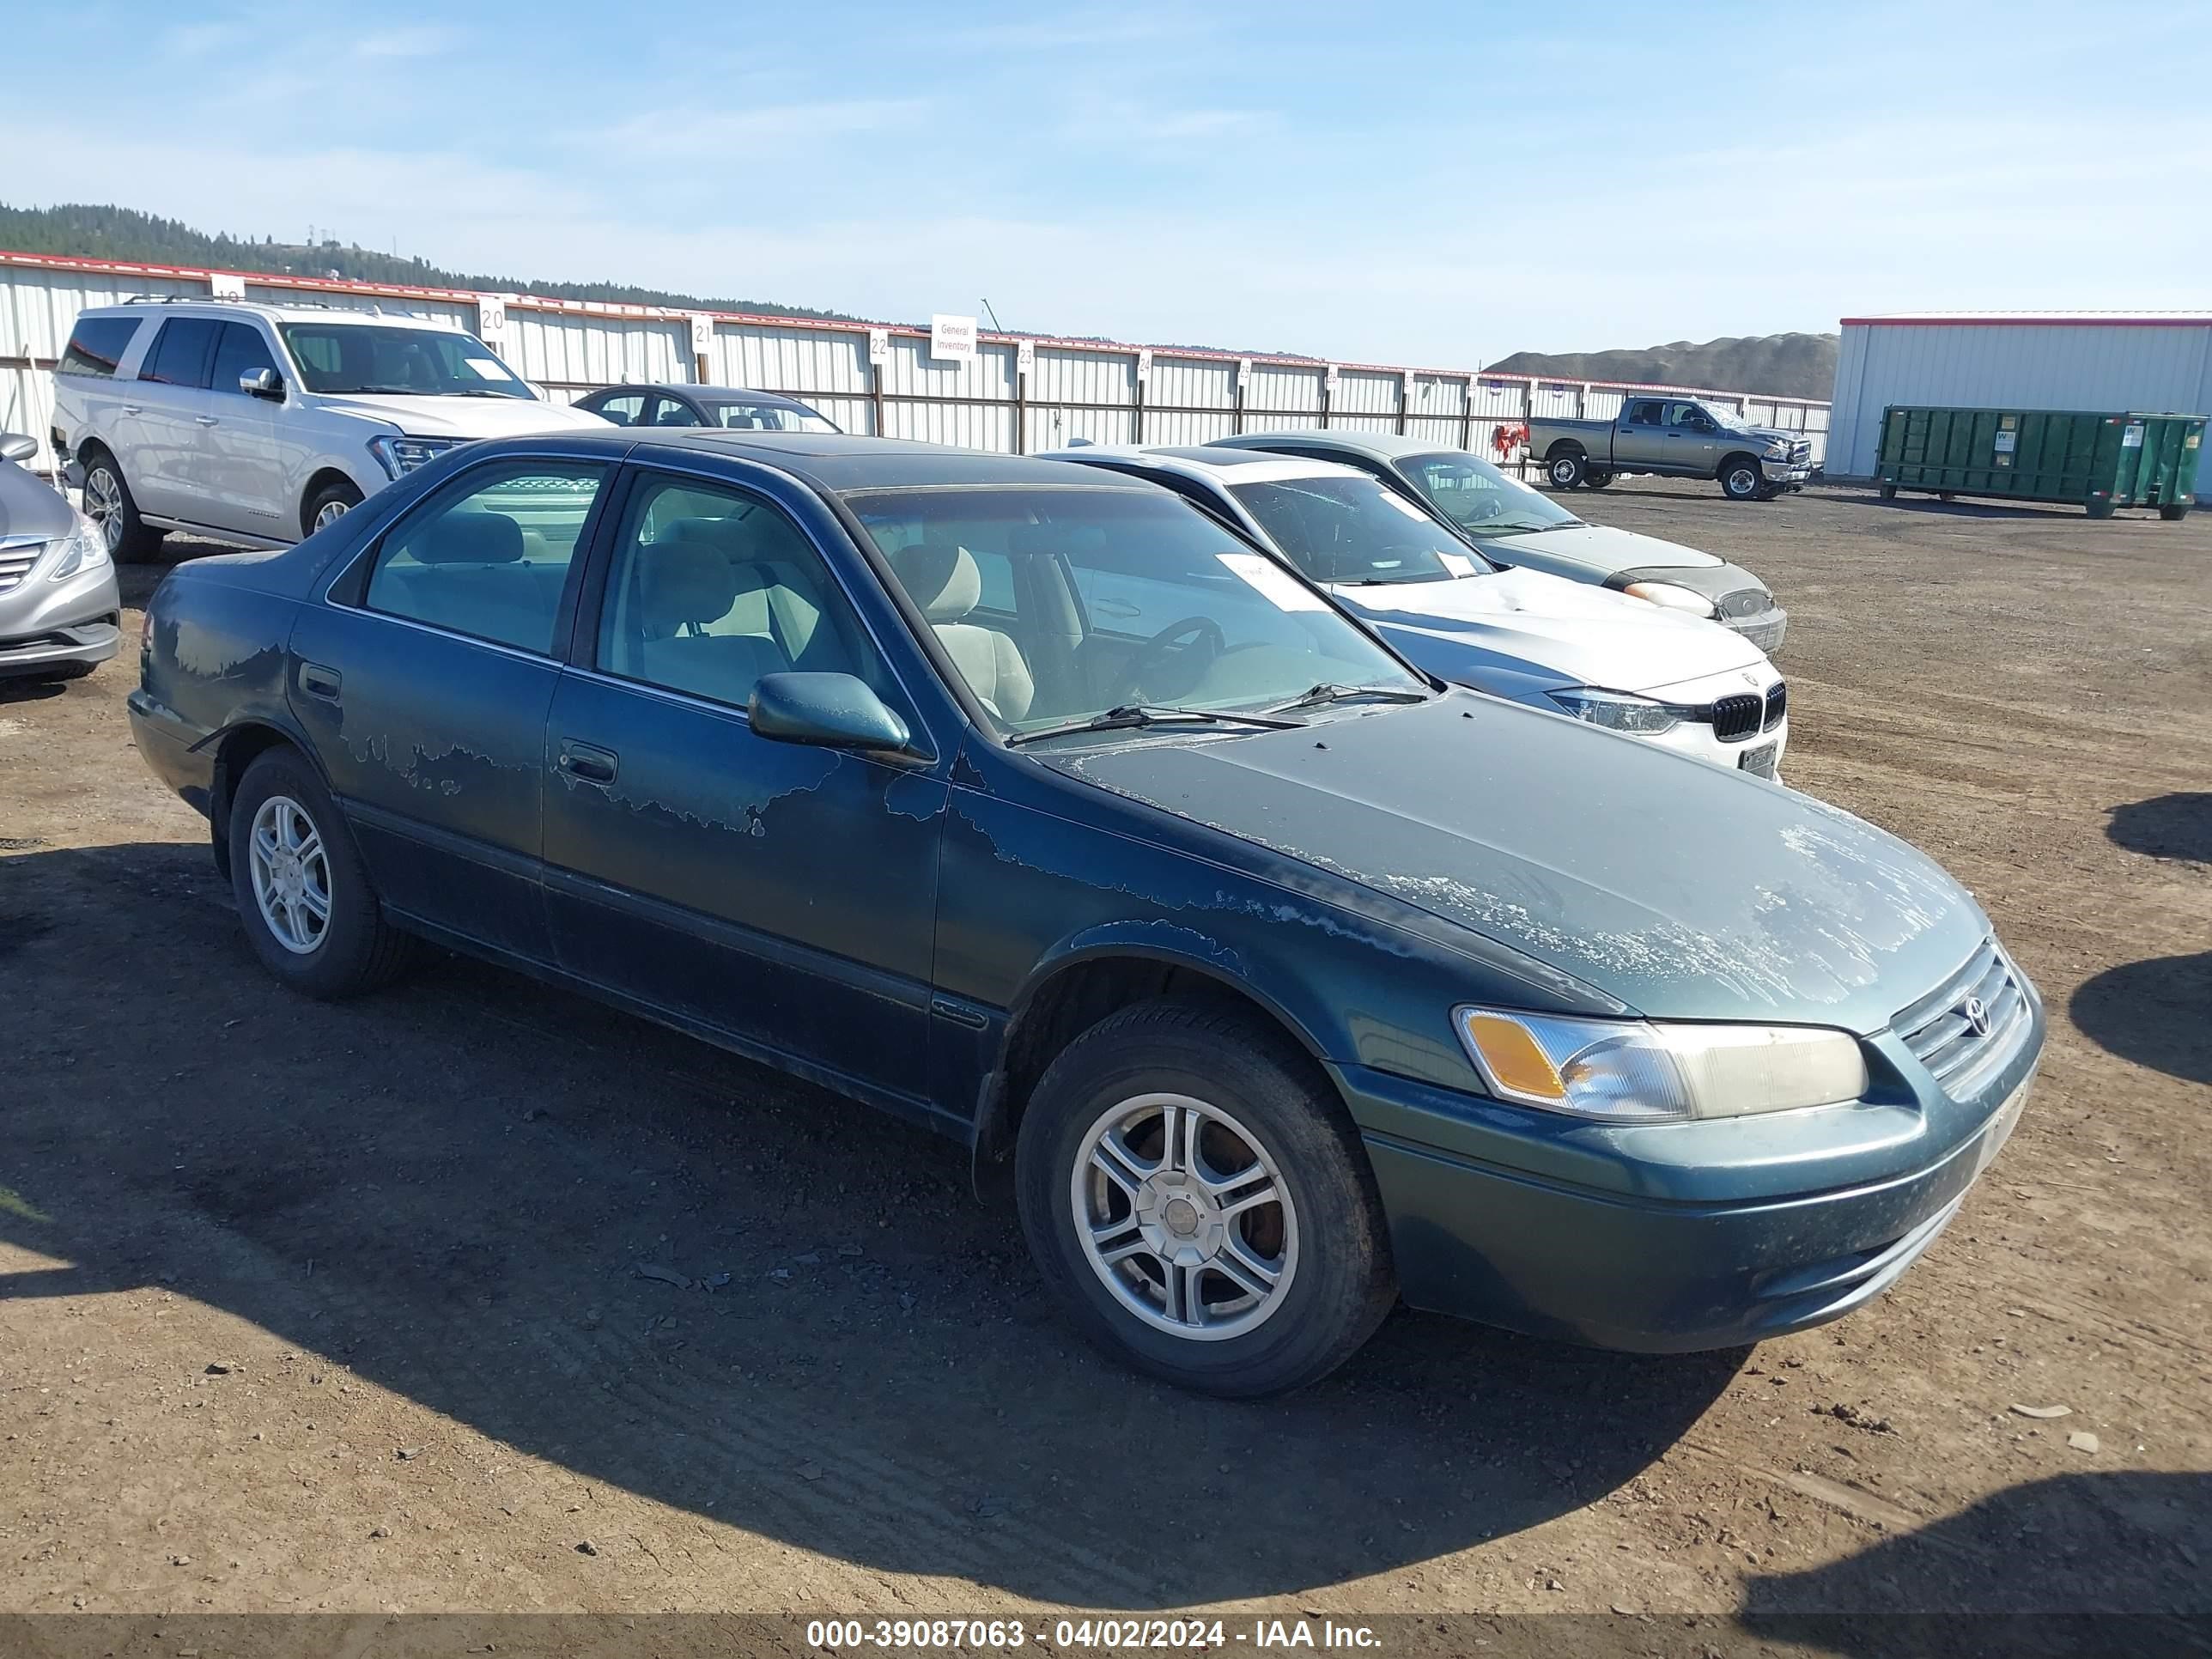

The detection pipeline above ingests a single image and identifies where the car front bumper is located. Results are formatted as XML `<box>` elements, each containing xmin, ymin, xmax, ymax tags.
<box><xmin>1334</xmin><ymin>1000</ymin><xmax>2042</xmax><ymax>1352</ymax></box>
<box><xmin>1723</xmin><ymin>606</ymin><xmax>1787</xmax><ymax>656</ymax></box>
<box><xmin>0</xmin><ymin>558</ymin><xmax>123</xmax><ymax>678</ymax></box>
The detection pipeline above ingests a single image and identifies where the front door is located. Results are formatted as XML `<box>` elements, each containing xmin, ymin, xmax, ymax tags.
<box><xmin>288</xmin><ymin>453</ymin><xmax>615</xmax><ymax>962</ymax></box>
<box><xmin>201</xmin><ymin>321</ymin><xmax>294</xmax><ymax>541</ymax></box>
<box><xmin>1667</xmin><ymin>402</ymin><xmax>1721</xmax><ymax>471</ymax></box>
<box><xmin>539</xmin><ymin>465</ymin><xmax>945</xmax><ymax>1108</ymax></box>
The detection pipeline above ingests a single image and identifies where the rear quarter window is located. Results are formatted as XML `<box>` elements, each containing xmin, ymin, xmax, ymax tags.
<box><xmin>58</xmin><ymin>317</ymin><xmax>143</xmax><ymax>378</ymax></box>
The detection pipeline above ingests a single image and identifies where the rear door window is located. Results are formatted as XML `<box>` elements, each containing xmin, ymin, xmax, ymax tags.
<box><xmin>58</xmin><ymin>317</ymin><xmax>142</xmax><ymax>378</ymax></box>
<box><xmin>139</xmin><ymin>318</ymin><xmax>220</xmax><ymax>387</ymax></box>
<box><xmin>362</xmin><ymin>461</ymin><xmax>610</xmax><ymax>654</ymax></box>
<box><xmin>1625</xmin><ymin>399</ymin><xmax>1663</xmax><ymax>424</ymax></box>
<box><xmin>591</xmin><ymin>392</ymin><xmax>648</xmax><ymax>427</ymax></box>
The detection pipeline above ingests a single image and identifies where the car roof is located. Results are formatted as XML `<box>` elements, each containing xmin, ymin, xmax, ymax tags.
<box><xmin>591</xmin><ymin>383</ymin><xmax>821</xmax><ymax>408</ymax></box>
<box><xmin>1210</xmin><ymin>430</ymin><xmax>1470</xmax><ymax>461</ymax></box>
<box><xmin>84</xmin><ymin>300</ymin><xmax>469</xmax><ymax>328</ymax></box>
<box><xmin>1036</xmin><ymin>444</ymin><xmax>1363</xmax><ymax>486</ymax></box>
<box><xmin>606</xmin><ymin>430</ymin><xmax>1173</xmax><ymax>494</ymax></box>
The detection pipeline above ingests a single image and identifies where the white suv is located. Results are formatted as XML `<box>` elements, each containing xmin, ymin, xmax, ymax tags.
<box><xmin>50</xmin><ymin>300</ymin><xmax>607</xmax><ymax>560</ymax></box>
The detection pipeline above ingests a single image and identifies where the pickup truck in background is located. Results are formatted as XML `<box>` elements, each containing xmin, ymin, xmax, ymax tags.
<box><xmin>1529</xmin><ymin>395</ymin><xmax>1814</xmax><ymax>501</ymax></box>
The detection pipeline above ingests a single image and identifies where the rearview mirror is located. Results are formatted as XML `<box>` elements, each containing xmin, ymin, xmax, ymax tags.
<box><xmin>240</xmin><ymin>368</ymin><xmax>284</xmax><ymax>401</ymax></box>
<box><xmin>748</xmin><ymin>672</ymin><xmax>915</xmax><ymax>756</ymax></box>
<box><xmin>0</xmin><ymin>433</ymin><xmax>35</xmax><ymax>465</ymax></box>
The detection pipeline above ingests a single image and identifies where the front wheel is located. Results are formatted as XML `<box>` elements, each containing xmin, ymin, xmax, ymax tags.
<box><xmin>2160</xmin><ymin>504</ymin><xmax>2190</xmax><ymax>522</ymax></box>
<box><xmin>228</xmin><ymin>748</ymin><xmax>418</xmax><ymax>998</ymax></box>
<box><xmin>302</xmin><ymin>478</ymin><xmax>364</xmax><ymax>539</ymax></box>
<box><xmin>1546</xmin><ymin>450</ymin><xmax>1588</xmax><ymax>490</ymax></box>
<box><xmin>1016</xmin><ymin>1000</ymin><xmax>1395</xmax><ymax>1397</ymax></box>
<box><xmin>1720</xmin><ymin>459</ymin><xmax>1764</xmax><ymax>501</ymax></box>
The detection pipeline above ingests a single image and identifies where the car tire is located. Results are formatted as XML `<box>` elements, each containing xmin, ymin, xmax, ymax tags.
<box><xmin>1583</xmin><ymin>469</ymin><xmax>1613</xmax><ymax>489</ymax></box>
<box><xmin>80</xmin><ymin>448</ymin><xmax>165</xmax><ymax>563</ymax></box>
<box><xmin>302</xmin><ymin>478</ymin><xmax>365</xmax><ymax>539</ymax></box>
<box><xmin>1720</xmin><ymin>458</ymin><xmax>1764</xmax><ymax>501</ymax></box>
<box><xmin>2160</xmin><ymin>504</ymin><xmax>2190</xmax><ymax>522</ymax></box>
<box><xmin>1879</xmin><ymin>484</ymin><xmax>1898</xmax><ymax>501</ymax></box>
<box><xmin>27</xmin><ymin>662</ymin><xmax>96</xmax><ymax>684</ymax></box>
<box><xmin>1547</xmin><ymin>449</ymin><xmax>1587</xmax><ymax>490</ymax></box>
<box><xmin>1014</xmin><ymin>997</ymin><xmax>1395</xmax><ymax>1397</ymax></box>
<box><xmin>228</xmin><ymin>748</ymin><xmax>417</xmax><ymax>999</ymax></box>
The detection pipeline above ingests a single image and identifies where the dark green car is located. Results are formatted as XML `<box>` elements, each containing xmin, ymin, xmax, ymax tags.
<box><xmin>127</xmin><ymin>431</ymin><xmax>2042</xmax><ymax>1395</ymax></box>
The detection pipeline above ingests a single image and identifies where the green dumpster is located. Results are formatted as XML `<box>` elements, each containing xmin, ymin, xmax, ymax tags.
<box><xmin>1876</xmin><ymin>406</ymin><xmax>2203</xmax><ymax>520</ymax></box>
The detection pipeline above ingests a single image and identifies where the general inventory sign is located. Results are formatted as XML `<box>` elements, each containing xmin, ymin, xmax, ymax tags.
<box><xmin>930</xmin><ymin>314</ymin><xmax>978</xmax><ymax>363</ymax></box>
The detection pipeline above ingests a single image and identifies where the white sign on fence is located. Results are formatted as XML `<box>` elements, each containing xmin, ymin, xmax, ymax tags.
<box><xmin>1015</xmin><ymin>338</ymin><xmax>1036</xmax><ymax>377</ymax></box>
<box><xmin>476</xmin><ymin>295</ymin><xmax>509</xmax><ymax>348</ymax></box>
<box><xmin>689</xmin><ymin>314</ymin><xmax>715</xmax><ymax>356</ymax></box>
<box><xmin>210</xmin><ymin>272</ymin><xmax>246</xmax><ymax>301</ymax></box>
<box><xmin>867</xmin><ymin>328</ymin><xmax>890</xmax><ymax>367</ymax></box>
<box><xmin>1324</xmin><ymin>364</ymin><xmax>1341</xmax><ymax>396</ymax></box>
<box><xmin>929</xmin><ymin>314</ymin><xmax>977</xmax><ymax>363</ymax></box>
<box><xmin>1135</xmin><ymin>349</ymin><xmax>1152</xmax><ymax>382</ymax></box>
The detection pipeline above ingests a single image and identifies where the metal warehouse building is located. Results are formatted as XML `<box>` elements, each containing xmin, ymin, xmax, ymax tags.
<box><xmin>1828</xmin><ymin>312</ymin><xmax>2212</xmax><ymax>500</ymax></box>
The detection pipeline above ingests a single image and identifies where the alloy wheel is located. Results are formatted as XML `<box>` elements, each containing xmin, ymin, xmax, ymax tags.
<box><xmin>313</xmin><ymin>499</ymin><xmax>351</xmax><ymax>532</ymax></box>
<box><xmin>1072</xmin><ymin>1091</ymin><xmax>1299</xmax><ymax>1341</ymax></box>
<box><xmin>248</xmin><ymin>794</ymin><xmax>332</xmax><ymax>955</ymax></box>
<box><xmin>84</xmin><ymin>466</ymin><xmax>124</xmax><ymax>553</ymax></box>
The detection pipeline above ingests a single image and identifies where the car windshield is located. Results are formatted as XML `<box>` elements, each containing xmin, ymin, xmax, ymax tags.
<box><xmin>848</xmin><ymin>486</ymin><xmax>1425</xmax><ymax>738</ymax></box>
<box><xmin>1396</xmin><ymin>452</ymin><xmax>1583</xmax><ymax>536</ymax></box>
<box><xmin>707</xmin><ymin>400</ymin><xmax>838</xmax><ymax>432</ymax></box>
<box><xmin>278</xmin><ymin>323</ymin><xmax>535</xmax><ymax>398</ymax></box>
<box><xmin>1695</xmin><ymin>401</ymin><xmax>1742</xmax><ymax>428</ymax></box>
<box><xmin>1226</xmin><ymin>473</ymin><xmax>1492</xmax><ymax>583</ymax></box>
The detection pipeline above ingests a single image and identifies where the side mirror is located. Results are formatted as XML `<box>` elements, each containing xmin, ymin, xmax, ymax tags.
<box><xmin>0</xmin><ymin>433</ymin><xmax>35</xmax><ymax>465</ymax></box>
<box><xmin>240</xmin><ymin>368</ymin><xmax>285</xmax><ymax>401</ymax></box>
<box><xmin>748</xmin><ymin>672</ymin><xmax>915</xmax><ymax>757</ymax></box>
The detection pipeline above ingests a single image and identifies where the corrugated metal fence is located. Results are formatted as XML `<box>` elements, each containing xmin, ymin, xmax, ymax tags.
<box><xmin>2</xmin><ymin>251</ymin><xmax>1830</xmax><ymax>478</ymax></box>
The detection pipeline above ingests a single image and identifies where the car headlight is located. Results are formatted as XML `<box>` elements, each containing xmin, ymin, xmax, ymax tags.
<box><xmin>1621</xmin><ymin>580</ymin><xmax>1717</xmax><ymax>617</ymax></box>
<box><xmin>46</xmin><ymin>514</ymin><xmax>110</xmax><ymax>582</ymax></box>
<box><xmin>368</xmin><ymin>434</ymin><xmax>464</xmax><ymax>478</ymax></box>
<box><xmin>1546</xmin><ymin>686</ymin><xmax>1680</xmax><ymax>734</ymax></box>
<box><xmin>1454</xmin><ymin>1007</ymin><xmax>1869</xmax><ymax>1122</ymax></box>
<box><xmin>1764</xmin><ymin>442</ymin><xmax>1792</xmax><ymax>460</ymax></box>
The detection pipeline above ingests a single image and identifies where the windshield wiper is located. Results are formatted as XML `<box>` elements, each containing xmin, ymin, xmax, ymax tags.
<box><xmin>1006</xmin><ymin>703</ymin><xmax>1303</xmax><ymax>747</ymax></box>
<box><xmin>1264</xmin><ymin>683</ymin><xmax>1431</xmax><ymax>714</ymax></box>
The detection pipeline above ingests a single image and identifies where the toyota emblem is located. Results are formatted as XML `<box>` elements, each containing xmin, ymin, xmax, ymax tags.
<box><xmin>1962</xmin><ymin>995</ymin><xmax>1992</xmax><ymax>1038</ymax></box>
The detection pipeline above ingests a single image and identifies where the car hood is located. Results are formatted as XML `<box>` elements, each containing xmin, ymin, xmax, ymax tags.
<box><xmin>308</xmin><ymin>394</ymin><xmax>611</xmax><ymax>439</ymax></box>
<box><xmin>1332</xmin><ymin>565</ymin><xmax>1763</xmax><ymax>692</ymax></box>
<box><xmin>1042</xmin><ymin>694</ymin><xmax>1987</xmax><ymax>1034</ymax></box>
<box><xmin>1464</xmin><ymin>521</ymin><xmax>1725</xmax><ymax>577</ymax></box>
<box><xmin>0</xmin><ymin>464</ymin><xmax>78</xmax><ymax>539</ymax></box>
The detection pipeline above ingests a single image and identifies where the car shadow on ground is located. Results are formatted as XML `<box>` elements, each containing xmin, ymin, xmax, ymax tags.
<box><xmin>1741</xmin><ymin>1470</ymin><xmax>2211</xmax><ymax>1656</ymax></box>
<box><xmin>2070</xmin><ymin>952</ymin><xmax>2212</xmax><ymax>1087</ymax></box>
<box><xmin>0</xmin><ymin>840</ymin><xmax>1742</xmax><ymax>1607</ymax></box>
<box><xmin>2107</xmin><ymin>793</ymin><xmax>2212</xmax><ymax>866</ymax></box>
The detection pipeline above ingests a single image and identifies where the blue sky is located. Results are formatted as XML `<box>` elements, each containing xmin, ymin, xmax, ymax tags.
<box><xmin>10</xmin><ymin>1</ymin><xmax>2209</xmax><ymax>365</ymax></box>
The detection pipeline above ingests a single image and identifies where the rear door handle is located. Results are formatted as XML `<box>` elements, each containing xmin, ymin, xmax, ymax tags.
<box><xmin>194</xmin><ymin>415</ymin><xmax>219</xmax><ymax>428</ymax></box>
<box><xmin>298</xmin><ymin>662</ymin><xmax>343</xmax><ymax>702</ymax></box>
<box><xmin>121</xmin><ymin>404</ymin><xmax>143</xmax><ymax>416</ymax></box>
<box><xmin>556</xmin><ymin>740</ymin><xmax>618</xmax><ymax>785</ymax></box>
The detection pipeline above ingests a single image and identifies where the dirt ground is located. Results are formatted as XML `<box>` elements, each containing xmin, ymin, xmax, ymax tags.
<box><xmin>2</xmin><ymin>480</ymin><xmax>2207</xmax><ymax>1648</ymax></box>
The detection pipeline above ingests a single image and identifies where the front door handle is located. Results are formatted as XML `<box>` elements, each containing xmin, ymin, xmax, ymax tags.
<box><xmin>121</xmin><ymin>404</ymin><xmax>143</xmax><ymax>416</ymax></box>
<box><xmin>556</xmin><ymin>740</ymin><xmax>618</xmax><ymax>785</ymax></box>
<box><xmin>298</xmin><ymin>662</ymin><xmax>343</xmax><ymax>702</ymax></box>
<box><xmin>195</xmin><ymin>415</ymin><xmax>219</xmax><ymax>428</ymax></box>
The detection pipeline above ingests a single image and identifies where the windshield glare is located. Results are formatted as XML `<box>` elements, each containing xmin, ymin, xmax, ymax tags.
<box><xmin>278</xmin><ymin>323</ymin><xmax>534</xmax><ymax>398</ymax></box>
<box><xmin>710</xmin><ymin>401</ymin><xmax>838</xmax><ymax>432</ymax></box>
<box><xmin>848</xmin><ymin>487</ymin><xmax>1423</xmax><ymax>736</ymax></box>
<box><xmin>1398</xmin><ymin>452</ymin><xmax>1582</xmax><ymax>535</ymax></box>
<box><xmin>1227</xmin><ymin>474</ymin><xmax>1493</xmax><ymax>583</ymax></box>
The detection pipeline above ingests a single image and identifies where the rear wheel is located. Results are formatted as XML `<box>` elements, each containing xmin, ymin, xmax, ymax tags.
<box><xmin>302</xmin><ymin>478</ymin><xmax>364</xmax><ymax>539</ymax></box>
<box><xmin>228</xmin><ymin>748</ymin><xmax>418</xmax><ymax>999</ymax></box>
<box><xmin>1879</xmin><ymin>484</ymin><xmax>1898</xmax><ymax>501</ymax></box>
<box><xmin>1720</xmin><ymin>458</ymin><xmax>1764</xmax><ymax>501</ymax></box>
<box><xmin>80</xmin><ymin>449</ymin><xmax>165</xmax><ymax>562</ymax></box>
<box><xmin>1583</xmin><ymin>469</ymin><xmax>1613</xmax><ymax>489</ymax></box>
<box><xmin>1546</xmin><ymin>449</ymin><xmax>1588</xmax><ymax>490</ymax></box>
<box><xmin>2160</xmin><ymin>504</ymin><xmax>2189</xmax><ymax>522</ymax></box>
<box><xmin>2087</xmin><ymin>501</ymin><xmax>2117</xmax><ymax>520</ymax></box>
<box><xmin>1015</xmin><ymin>999</ymin><xmax>1395</xmax><ymax>1397</ymax></box>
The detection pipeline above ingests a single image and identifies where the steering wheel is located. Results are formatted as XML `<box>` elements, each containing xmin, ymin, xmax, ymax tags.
<box><xmin>1118</xmin><ymin>615</ymin><xmax>1226</xmax><ymax>702</ymax></box>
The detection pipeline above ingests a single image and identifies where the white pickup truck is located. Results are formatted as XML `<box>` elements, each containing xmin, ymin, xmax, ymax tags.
<box><xmin>1529</xmin><ymin>394</ymin><xmax>1814</xmax><ymax>501</ymax></box>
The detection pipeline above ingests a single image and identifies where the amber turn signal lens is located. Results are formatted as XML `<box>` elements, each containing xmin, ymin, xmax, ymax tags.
<box><xmin>1460</xmin><ymin>1012</ymin><xmax>1566</xmax><ymax>1101</ymax></box>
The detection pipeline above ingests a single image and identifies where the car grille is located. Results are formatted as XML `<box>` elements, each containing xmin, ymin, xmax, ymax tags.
<box><xmin>1711</xmin><ymin>693</ymin><xmax>1762</xmax><ymax>742</ymax></box>
<box><xmin>0</xmin><ymin>540</ymin><xmax>46</xmax><ymax>595</ymax></box>
<box><xmin>1894</xmin><ymin>939</ymin><xmax>2033</xmax><ymax>1097</ymax></box>
<box><xmin>1786</xmin><ymin>440</ymin><xmax>1813</xmax><ymax>466</ymax></box>
<box><xmin>1764</xmin><ymin>681</ymin><xmax>1787</xmax><ymax>731</ymax></box>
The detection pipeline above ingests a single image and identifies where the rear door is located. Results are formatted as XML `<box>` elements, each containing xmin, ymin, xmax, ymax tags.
<box><xmin>125</xmin><ymin>316</ymin><xmax>222</xmax><ymax>520</ymax></box>
<box><xmin>288</xmin><ymin>450</ymin><xmax>615</xmax><ymax>962</ymax></box>
<box><xmin>1615</xmin><ymin>398</ymin><xmax>1668</xmax><ymax>468</ymax></box>
<box><xmin>539</xmin><ymin>462</ymin><xmax>947</xmax><ymax>1106</ymax></box>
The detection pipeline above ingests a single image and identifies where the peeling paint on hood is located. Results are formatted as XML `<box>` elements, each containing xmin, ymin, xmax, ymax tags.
<box><xmin>1045</xmin><ymin>694</ymin><xmax>1987</xmax><ymax>1034</ymax></box>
